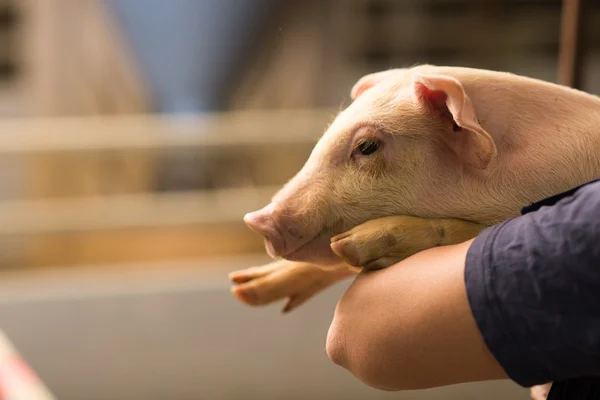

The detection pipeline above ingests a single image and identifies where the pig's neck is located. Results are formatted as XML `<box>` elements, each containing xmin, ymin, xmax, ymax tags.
<box><xmin>447</xmin><ymin>79</ymin><xmax>600</xmax><ymax>225</ymax></box>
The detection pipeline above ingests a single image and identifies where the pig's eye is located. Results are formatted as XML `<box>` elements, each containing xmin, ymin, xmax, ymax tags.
<box><xmin>357</xmin><ymin>140</ymin><xmax>380</xmax><ymax>156</ymax></box>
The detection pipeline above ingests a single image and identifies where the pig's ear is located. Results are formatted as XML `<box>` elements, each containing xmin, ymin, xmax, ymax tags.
<box><xmin>413</xmin><ymin>73</ymin><xmax>497</xmax><ymax>170</ymax></box>
<box><xmin>350</xmin><ymin>70</ymin><xmax>396</xmax><ymax>100</ymax></box>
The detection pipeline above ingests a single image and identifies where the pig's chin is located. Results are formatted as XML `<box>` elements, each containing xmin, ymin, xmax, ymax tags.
<box><xmin>280</xmin><ymin>233</ymin><xmax>340</xmax><ymax>265</ymax></box>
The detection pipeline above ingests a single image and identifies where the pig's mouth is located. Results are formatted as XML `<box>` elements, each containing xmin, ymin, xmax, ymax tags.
<box><xmin>279</xmin><ymin>231</ymin><xmax>340</xmax><ymax>264</ymax></box>
<box><xmin>244</xmin><ymin>206</ymin><xmax>344</xmax><ymax>264</ymax></box>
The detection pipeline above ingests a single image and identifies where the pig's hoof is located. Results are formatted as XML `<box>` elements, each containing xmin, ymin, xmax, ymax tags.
<box><xmin>331</xmin><ymin>234</ymin><xmax>401</xmax><ymax>270</ymax></box>
<box><xmin>330</xmin><ymin>237</ymin><xmax>362</xmax><ymax>267</ymax></box>
<box><xmin>331</xmin><ymin>215</ymin><xmax>452</xmax><ymax>269</ymax></box>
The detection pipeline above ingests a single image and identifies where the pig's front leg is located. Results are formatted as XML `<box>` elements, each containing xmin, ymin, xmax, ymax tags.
<box><xmin>330</xmin><ymin>215</ymin><xmax>486</xmax><ymax>270</ymax></box>
<box><xmin>229</xmin><ymin>260</ymin><xmax>359</xmax><ymax>313</ymax></box>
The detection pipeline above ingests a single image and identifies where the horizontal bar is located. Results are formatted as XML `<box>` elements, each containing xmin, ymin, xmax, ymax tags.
<box><xmin>0</xmin><ymin>186</ymin><xmax>280</xmax><ymax>235</ymax></box>
<box><xmin>0</xmin><ymin>109</ymin><xmax>334</xmax><ymax>154</ymax></box>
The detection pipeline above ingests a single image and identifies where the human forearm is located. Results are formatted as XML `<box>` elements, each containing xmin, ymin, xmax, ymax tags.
<box><xmin>328</xmin><ymin>180</ymin><xmax>600</xmax><ymax>391</ymax></box>
<box><xmin>327</xmin><ymin>239</ymin><xmax>507</xmax><ymax>390</ymax></box>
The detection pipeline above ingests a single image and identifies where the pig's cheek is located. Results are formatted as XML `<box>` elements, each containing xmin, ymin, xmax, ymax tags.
<box><xmin>284</xmin><ymin>234</ymin><xmax>340</xmax><ymax>265</ymax></box>
<box><xmin>285</xmin><ymin>248</ymin><xmax>340</xmax><ymax>265</ymax></box>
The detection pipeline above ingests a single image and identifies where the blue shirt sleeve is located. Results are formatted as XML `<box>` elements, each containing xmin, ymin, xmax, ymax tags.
<box><xmin>465</xmin><ymin>180</ymin><xmax>600</xmax><ymax>388</ymax></box>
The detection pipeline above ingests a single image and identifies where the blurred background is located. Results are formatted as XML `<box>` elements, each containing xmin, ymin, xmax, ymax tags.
<box><xmin>0</xmin><ymin>0</ymin><xmax>596</xmax><ymax>398</ymax></box>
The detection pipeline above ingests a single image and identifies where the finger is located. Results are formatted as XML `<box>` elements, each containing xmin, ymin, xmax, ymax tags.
<box><xmin>232</xmin><ymin>264</ymin><xmax>315</xmax><ymax>306</ymax></box>
<box><xmin>229</xmin><ymin>262</ymin><xmax>282</xmax><ymax>284</ymax></box>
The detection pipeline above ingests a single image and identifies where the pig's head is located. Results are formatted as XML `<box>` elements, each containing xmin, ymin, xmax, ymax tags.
<box><xmin>245</xmin><ymin>66</ymin><xmax>497</xmax><ymax>264</ymax></box>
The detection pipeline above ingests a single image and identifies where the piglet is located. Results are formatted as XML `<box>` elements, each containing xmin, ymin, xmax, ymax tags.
<box><xmin>232</xmin><ymin>65</ymin><xmax>600</xmax><ymax>310</ymax></box>
<box><xmin>231</xmin><ymin>65</ymin><xmax>600</xmax><ymax>400</ymax></box>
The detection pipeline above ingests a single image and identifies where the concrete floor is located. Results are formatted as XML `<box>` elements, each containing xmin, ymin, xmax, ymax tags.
<box><xmin>0</xmin><ymin>256</ymin><xmax>529</xmax><ymax>400</ymax></box>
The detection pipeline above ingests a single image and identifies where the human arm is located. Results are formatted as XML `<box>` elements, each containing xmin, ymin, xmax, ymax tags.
<box><xmin>230</xmin><ymin>216</ymin><xmax>485</xmax><ymax>312</ymax></box>
<box><xmin>326</xmin><ymin>238</ymin><xmax>506</xmax><ymax>390</ymax></box>
<box><xmin>327</xmin><ymin>180</ymin><xmax>600</xmax><ymax>390</ymax></box>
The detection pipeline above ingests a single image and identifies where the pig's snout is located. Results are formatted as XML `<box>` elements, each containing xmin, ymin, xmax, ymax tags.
<box><xmin>245</xmin><ymin>202</ymin><xmax>340</xmax><ymax>264</ymax></box>
<box><xmin>244</xmin><ymin>204</ymin><xmax>287</xmax><ymax>258</ymax></box>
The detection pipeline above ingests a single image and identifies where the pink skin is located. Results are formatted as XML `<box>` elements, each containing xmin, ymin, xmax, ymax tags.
<box><xmin>243</xmin><ymin>70</ymin><xmax>499</xmax><ymax>264</ymax></box>
<box><xmin>244</xmin><ymin>206</ymin><xmax>336</xmax><ymax>262</ymax></box>
<box><xmin>530</xmin><ymin>383</ymin><xmax>552</xmax><ymax>400</ymax></box>
<box><xmin>244</xmin><ymin>126</ymin><xmax>401</xmax><ymax>264</ymax></box>
<box><xmin>239</xmin><ymin>66</ymin><xmax>600</xmax><ymax>398</ymax></box>
<box><xmin>244</xmin><ymin>65</ymin><xmax>600</xmax><ymax>266</ymax></box>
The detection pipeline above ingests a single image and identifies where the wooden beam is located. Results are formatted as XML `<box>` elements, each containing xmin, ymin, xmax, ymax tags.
<box><xmin>0</xmin><ymin>186</ymin><xmax>279</xmax><ymax>235</ymax></box>
<box><xmin>0</xmin><ymin>110</ymin><xmax>329</xmax><ymax>154</ymax></box>
<box><xmin>558</xmin><ymin>0</ymin><xmax>587</xmax><ymax>89</ymax></box>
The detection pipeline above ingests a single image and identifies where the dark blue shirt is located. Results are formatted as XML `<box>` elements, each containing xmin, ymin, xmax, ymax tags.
<box><xmin>465</xmin><ymin>179</ymin><xmax>600</xmax><ymax>388</ymax></box>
